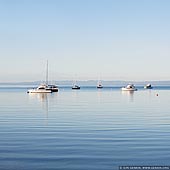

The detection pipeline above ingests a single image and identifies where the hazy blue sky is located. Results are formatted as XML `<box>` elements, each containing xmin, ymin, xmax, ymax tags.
<box><xmin>0</xmin><ymin>0</ymin><xmax>170</xmax><ymax>82</ymax></box>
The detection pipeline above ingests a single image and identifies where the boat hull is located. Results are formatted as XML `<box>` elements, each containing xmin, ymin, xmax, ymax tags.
<box><xmin>27</xmin><ymin>89</ymin><xmax>52</xmax><ymax>93</ymax></box>
<box><xmin>121</xmin><ymin>87</ymin><xmax>137</xmax><ymax>91</ymax></box>
<box><xmin>46</xmin><ymin>85</ymin><xmax>59</xmax><ymax>92</ymax></box>
<box><xmin>97</xmin><ymin>86</ymin><xmax>103</xmax><ymax>88</ymax></box>
<box><xmin>46</xmin><ymin>88</ymin><xmax>58</xmax><ymax>92</ymax></box>
<box><xmin>144</xmin><ymin>86</ymin><xmax>153</xmax><ymax>89</ymax></box>
<box><xmin>72</xmin><ymin>87</ymin><xmax>80</xmax><ymax>90</ymax></box>
<box><xmin>51</xmin><ymin>89</ymin><xmax>58</xmax><ymax>92</ymax></box>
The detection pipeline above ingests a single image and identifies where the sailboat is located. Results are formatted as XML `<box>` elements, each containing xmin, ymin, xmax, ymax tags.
<box><xmin>144</xmin><ymin>83</ymin><xmax>153</xmax><ymax>89</ymax></box>
<box><xmin>45</xmin><ymin>61</ymin><xmax>58</xmax><ymax>92</ymax></box>
<box><xmin>121</xmin><ymin>84</ymin><xmax>137</xmax><ymax>91</ymax></box>
<box><xmin>27</xmin><ymin>61</ymin><xmax>58</xmax><ymax>93</ymax></box>
<box><xmin>72</xmin><ymin>84</ymin><xmax>80</xmax><ymax>89</ymax></box>
<box><xmin>72</xmin><ymin>80</ymin><xmax>80</xmax><ymax>90</ymax></box>
<box><xmin>97</xmin><ymin>80</ymin><xmax>103</xmax><ymax>88</ymax></box>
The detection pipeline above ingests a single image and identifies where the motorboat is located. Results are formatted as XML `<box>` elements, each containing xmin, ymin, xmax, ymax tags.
<box><xmin>46</xmin><ymin>85</ymin><xmax>59</xmax><ymax>92</ymax></box>
<box><xmin>144</xmin><ymin>84</ymin><xmax>153</xmax><ymax>89</ymax></box>
<box><xmin>121</xmin><ymin>84</ymin><xmax>137</xmax><ymax>91</ymax></box>
<box><xmin>72</xmin><ymin>84</ymin><xmax>80</xmax><ymax>90</ymax></box>
<box><xmin>27</xmin><ymin>84</ymin><xmax>52</xmax><ymax>93</ymax></box>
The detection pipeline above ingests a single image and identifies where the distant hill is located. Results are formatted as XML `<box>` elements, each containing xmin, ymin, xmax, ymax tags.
<box><xmin>1</xmin><ymin>80</ymin><xmax>170</xmax><ymax>86</ymax></box>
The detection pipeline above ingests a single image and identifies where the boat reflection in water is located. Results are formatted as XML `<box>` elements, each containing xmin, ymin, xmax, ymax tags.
<box><xmin>121</xmin><ymin>90</ymin><xmax>135</xmax><ymax>102</ymax></box>
<box><xmin>28</xmin><ymin>93</ymin><xmax>50</xmax><ymax>125</ymax></box>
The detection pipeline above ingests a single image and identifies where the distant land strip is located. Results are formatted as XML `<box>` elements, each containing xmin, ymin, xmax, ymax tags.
<box><xmin>1</xmin><ymin>80</ymin><xmax>170</xmax><ymax>86</ymax></box>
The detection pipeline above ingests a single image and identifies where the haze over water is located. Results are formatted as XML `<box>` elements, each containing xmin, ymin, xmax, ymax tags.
<box><xmin>0</xmin><ymin>87</ymin><xmax>170</xmax><ymax>170</ymax></box>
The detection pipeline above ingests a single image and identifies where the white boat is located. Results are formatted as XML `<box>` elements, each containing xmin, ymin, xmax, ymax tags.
<box><xmin>121</xmin><ymin>84</ymin><xmax>137</xmax><ymax>91</ymax></box>
<box><xmin>72</xmin><ymin>84</ymin><xmax>80</xmax><ymax>90</ymax></box>
<box><xmin>27</xmin><ymin>60</ymin><xmax>58</xmax><ymax>93</ymax></box>
<box><xmin>97</xmin><ymin>84</ymin><xmax>103</xmax><ymax>88</ymax></box>
<box><xmin>144</xmin><ymin>84</ymin><xmax>153</xmax><ymax>89</ymax></box>
<box><xmin>27</xmin><ymin>84</ymin><xmax>52</xmax><ymax>93</ymax></box>
<box><xmin>97</xmin><ymin>80</ymin><xmax>103</xmax><ymax>88</ymax></box>
<box><xmin>72</xmin><ymin>79</ymin><xmax>80</xmax><ymax>90</ymax></box>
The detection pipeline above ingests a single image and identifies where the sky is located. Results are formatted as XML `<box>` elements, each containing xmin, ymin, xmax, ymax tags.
<box><xmin>0</xmin><ymin>0</ymin><xmax>170</xmax><ymax>82</ymax></box>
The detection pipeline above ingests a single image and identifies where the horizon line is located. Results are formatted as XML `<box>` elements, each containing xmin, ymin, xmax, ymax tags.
<box><xmin>1</xmin><ymin>80</ymin><xmax>170</xmax><ymax>84</ymax></box>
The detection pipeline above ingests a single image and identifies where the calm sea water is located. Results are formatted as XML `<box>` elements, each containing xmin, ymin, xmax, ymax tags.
<box><xmin>0</xmin><ymin>86</ymin><xmax>170</xmax><ymax>170</ymax></box>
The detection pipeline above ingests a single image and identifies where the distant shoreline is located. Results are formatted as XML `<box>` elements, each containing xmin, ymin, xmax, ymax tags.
<box><xmin>1</xmin><ymin>80</ymin><xmax>170</xmax><ymax>86</ymax></box>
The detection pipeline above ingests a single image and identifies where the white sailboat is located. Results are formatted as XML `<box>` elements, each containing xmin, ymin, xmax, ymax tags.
<box><xmin>72</xmin><ymin>84</ymin><xmax>80</xmax><ymax>89</ymax></box>
<box><xmin>97</xmin><ymin>80</ymin><xmax>103</xmax><ymax>88</ymax></box>
<box><xmin>72</xmin><ymin>79</ymin><xmax>80</xmax><ymax>89</ymax></box>
<box><xmin>121</xmin><ymin>84</ymin><xmax>137</xmax><ymax>91</ymax></box>
<box><xmin>45</xmin><ymin>60</ymin><xmax>58</xmax><ymax>92</ymax></box>
<box><xmin>27</xmin><ymin>60</ymin><xmax>58</xmax><ymax>93</ymax></box>
<box><xmin>144</xmin><ymin>83</ymin><xmax>153</xmax><ymax>89</ymax></box>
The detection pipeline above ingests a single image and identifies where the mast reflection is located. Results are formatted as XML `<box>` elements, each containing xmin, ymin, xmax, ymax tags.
<box><xmin>121</xmin><ymin>90</ymin><xmax>134</xmax><ymax>102</ymax></box>
<box><xmin>28</xmin><ymin>93</ymin><xmax>49</xmax><ymax>125</ymax></box>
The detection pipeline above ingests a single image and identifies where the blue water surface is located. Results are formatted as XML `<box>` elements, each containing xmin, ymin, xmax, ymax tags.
<box><xmin>0</xmin><ymin>86</ymin><xmax>170</xmax><ymax>170</ymax></box>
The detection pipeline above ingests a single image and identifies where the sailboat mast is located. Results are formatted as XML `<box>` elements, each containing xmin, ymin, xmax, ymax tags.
<box><xmin>46</xmin><ymin>60</ymin><xmax>48</xmax><ymax>85</ymax></box>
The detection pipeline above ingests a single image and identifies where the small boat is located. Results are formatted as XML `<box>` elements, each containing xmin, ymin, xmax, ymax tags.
<box><xmin>27</xmin><ymin>84</ymin><xmax>52</xmax><ymax>93</ymax></box>
<box><xmin>144</xmin><ymin>84</ymin><xmax>153</xmax><ymax>89</ymax></box>
<box><xmin>97</xmin><ymin>81</ymin><xmax>103</xmax><ymax>88</ymax></box>
<box><xmin>121</xmin><ymin>84</ymin><xmax>137</xmax><ymax>91</ymax></box>
<box><xmin>97</xmin><ymin>84</ymin><xmax>103</xmax><ymax>88</ymax></box>
<box><xmin>46</xmin><ymin>85</ymin><xmax>59</xmax><ymax>92</ymax></box>
<box><xmin>45</xmin><ymin>60</ymin><xmax>58</xmax><ymax>92</ymax></box>
<box><xmin>72</xmin><ymin>84</ymin><xmax>80</xmax><ymax>90</ymax></box>
<box><xmin>72</xmin><ymin>79</ymin><xmax>80</xmax><ymax>90</ymax></box>
<box><xmin>27</xmin><ymin>60</ymin><xmax>58</xmax><ymax>93</ymax></box>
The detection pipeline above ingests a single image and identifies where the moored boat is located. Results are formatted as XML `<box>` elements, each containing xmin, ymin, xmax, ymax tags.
<box><xmin>46</xmin><ymin>85</ymin><xmax>59</xmax><ymax>92</ymax></box>
<box><xmin>27</xmin><ymin>60</ymin><xmax>58</xmax><ymax>93</ymax></box>
<box><xmin>144</xmin><ymin>84</ymin><xmax>153</xmax><ymax>89</ymax></box>
<box><xmin>121</xmin><ymin>84</ymin><xmax>137</xmax><ymax>91</ymax></box>
<box><xmin>97</xmin><ymin>80</ymin><xmax>103</xmax><ymax>88</ymax></box>
<box><xmin>97</xmin><ymin>84</ymin><xmax>103</xmax><ymax>88</ymax></box>
<box><xmin>72</xmin><ymin>84</ymin><xmax>80</xmax><ymax>90</ymax></box>
<box><xmin>45</xmin><ymin>60</ymin><xmax>58</xmax><ymax>92</ymax></box>
<box><xmin>27</xmin><ymin>84</ymin><xmax>52</xmax><ymax>93</ymax></box>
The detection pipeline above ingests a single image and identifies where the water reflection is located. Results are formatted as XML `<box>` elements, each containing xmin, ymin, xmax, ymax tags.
<box><xmin>97</xmin><ymin>89</ymin><xmax>102</xmax><ymax>103</ymax></box>
<box><xmin>121</xmin><ymin>90</ymin><xmax>135</xmax><ymax>102</ymax></box>
<box><xmin>28</xmin><ymin>93</ymin><xmax>49</xmax><ymax>125</ymax></box>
